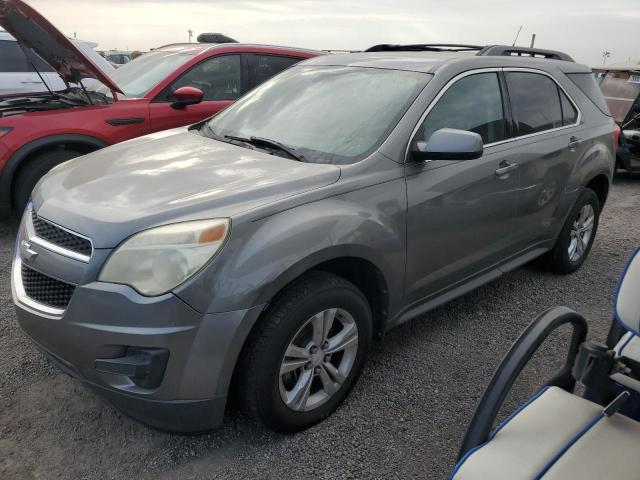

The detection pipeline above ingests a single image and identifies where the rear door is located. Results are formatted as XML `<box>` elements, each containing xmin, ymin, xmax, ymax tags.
<box><xmin>148</xmin><ymin>53</ymin><xmax>246</xmax><ymax>132</ymax></box>
<box><xmin>505</xmin><ymin>69</ymin><xmax>585</xmax><ymax>250</ymax></box>
<box><xmin>404</xmin><ymin>70</ymin><xmax>521</xmax><ymax>304</ymax></box>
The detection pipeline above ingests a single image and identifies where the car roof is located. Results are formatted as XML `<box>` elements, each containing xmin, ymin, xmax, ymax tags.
<box><xmin>154</xmin><ymin>42</ymin><xmax>322</xmax><ymax>56</ymax></box>
<box><xmin>302</xmin><ymin>51</ymin><xmax>592</xmax><ymax>74</ymax></box>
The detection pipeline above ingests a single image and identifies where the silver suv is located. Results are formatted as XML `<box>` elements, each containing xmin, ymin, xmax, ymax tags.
<box><xmin>12</xmin><ymin>44</ymin><xmax>615</xmax><ymax>433</ymax></box>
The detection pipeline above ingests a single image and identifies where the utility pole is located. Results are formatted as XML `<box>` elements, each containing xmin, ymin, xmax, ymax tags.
<box><xmin>188</xmin><ymin>29</ymin><xmax>193</xmax><ymax>43</ymax></box>
<box><xmin>530</xmin><ymin>34</ymin><xmax>536</xmax><ymax>48</ymax></box>
<box><xmin>602</xmin><ymin>51</ymin><xmax>611</xmax><ymax>65</ymax></box>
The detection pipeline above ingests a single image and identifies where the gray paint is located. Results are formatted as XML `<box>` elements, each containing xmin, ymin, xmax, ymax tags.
<box><xmin>12</xmin><ymin>51</ymin><xmax>615</xmax><ymax>431</ymax></box>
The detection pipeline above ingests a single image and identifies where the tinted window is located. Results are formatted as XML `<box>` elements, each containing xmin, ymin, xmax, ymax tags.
<box><xmin>506</xmin><ymin>72</ymin><xmax>563</xmax><ymax>135</ymax></box>
<box><xmin>170</xmin><ymin>54</ymin><xmax>241</xmax><ymax>101</ymax></box>
<box><xmin>0</xmin><ymin>40</ymin><xmax>28</xmax><ymax>72</ymax></box>
<box><xmin>569</xmin><ymin>72</ymin><xmax>612</xmax><ymax>117</ymax></box>
<box><xmin>251</xmin><ymin>55</ymin><xmax>301</xmax><ymax>86</ymax></box>
<box><xmin>560</xmin><ymin>89</ymin><xmax>578</xmax><ymax>125</ymax></box>
<box><xmin>419</xmin><ymin>72</ymin><xmax>506</xmax><ymax>145</ymax></box>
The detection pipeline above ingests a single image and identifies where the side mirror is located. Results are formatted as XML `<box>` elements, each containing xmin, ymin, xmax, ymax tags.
<box><xmin>411</xmin><ymin>128</ymin><xmax>484</xmax><ymax>161</ymax></box>
<box><xmin>171</xmin><ymin>86</ymin><xmax>204</xmax><ymax>109</ymax></box>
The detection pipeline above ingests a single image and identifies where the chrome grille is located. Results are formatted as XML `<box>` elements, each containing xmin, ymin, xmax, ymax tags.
<box><xmin>31</xmin><ymin>210</ymin><xmax>92</xmax><ymax>257</ymax></box>
<box><xmin>21</xmin><ymin>264</ymin><xmax>75</xmax><ymax>309</ymax></box>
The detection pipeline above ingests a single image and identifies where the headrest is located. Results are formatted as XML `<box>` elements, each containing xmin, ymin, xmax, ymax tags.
<box><xmin>615</xmin><ymin>247</ymin><xmax>640</xmax><ymax>335</ymax></box>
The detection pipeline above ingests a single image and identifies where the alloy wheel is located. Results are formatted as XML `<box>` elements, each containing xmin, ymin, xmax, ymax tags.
<box><xmin>279</xmin><ymin>308</ymin><xmax>359</xmax><ymax>412</ymax></box>
<box><xmin>568</xmin><ymin>204</ymin><xmax>595</xmax><ymax>262</ymax></box>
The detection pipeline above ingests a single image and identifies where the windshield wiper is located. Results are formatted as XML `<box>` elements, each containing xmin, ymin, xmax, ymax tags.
<box><xmin>224</xmin><ymin>135</ymin><xmax>305</xmax><ymax>161</ymax></box>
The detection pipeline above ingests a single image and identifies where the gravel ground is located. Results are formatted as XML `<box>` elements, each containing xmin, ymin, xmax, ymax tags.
<box><xmin>1</xmin><ymin>174</ymin><xmax>640</xmax><ymax>480</ymax></box>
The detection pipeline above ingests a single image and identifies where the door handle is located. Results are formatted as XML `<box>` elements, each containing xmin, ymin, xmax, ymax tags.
<box><xmin>495</xmin><ymin>161</ymin><xmax>518</xmax><ymax>177</ymax></box>
<box><xmin>568</xmin><ymin>136</ymin><xmax>581</xmax><ymax>150</ymax></box>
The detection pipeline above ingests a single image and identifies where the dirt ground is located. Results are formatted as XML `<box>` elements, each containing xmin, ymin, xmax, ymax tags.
<box><xmin>1</xmin><ymin>173</ymin><xmax>639</xmax><ymax>480</ymax></box>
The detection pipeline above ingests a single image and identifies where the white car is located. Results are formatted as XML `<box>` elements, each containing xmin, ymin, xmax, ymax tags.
<box><xmin>0</xmin><ymin>30</ymin><xmax>114</xmax><ymax>96</ymax></box>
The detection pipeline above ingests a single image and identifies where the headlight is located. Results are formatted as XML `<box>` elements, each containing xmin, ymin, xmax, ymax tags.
<box><xmin>99</xmin><ymin>219</ymin><xmax>230</xmax><ymax>296</ymax></box>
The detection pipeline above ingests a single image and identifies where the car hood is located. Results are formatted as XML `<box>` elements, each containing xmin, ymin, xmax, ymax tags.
<box><xmin>0</xmin><ymin>0</ymin><xmax>121</xmax><ymax>94</ymax></box>
<box><xmin>33</xmin><ymin>128</ymin><xmax>341</xmax><ymax>248</ymax></box>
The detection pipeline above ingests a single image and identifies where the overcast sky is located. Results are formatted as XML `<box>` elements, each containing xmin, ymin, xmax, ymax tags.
<box><xmin>28</xmin><ymin>0</ymin><xmax>640</xmax><ymax>66</ymax></box>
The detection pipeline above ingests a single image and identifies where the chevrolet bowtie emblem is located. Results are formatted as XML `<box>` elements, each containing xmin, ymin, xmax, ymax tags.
<box><xmin>21</xmin><ymin>240</ymin><xmax>38</xmax><ymax>261</ymax></box>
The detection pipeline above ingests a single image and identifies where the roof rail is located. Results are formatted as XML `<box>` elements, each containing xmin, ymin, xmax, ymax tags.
<box><xmin>365</xmin><ymin>44</ymin><xmax>484</xmax><ymax>53</ymax></box>
<box><xmin>477</xmin><ymin>45</ymin><xmax>574</xmax><ymax>62</ymax></box>
<box><xmin>364</xmin><ymin>43</ymin><xmax>574</xmax><ymax>62</ymax></box>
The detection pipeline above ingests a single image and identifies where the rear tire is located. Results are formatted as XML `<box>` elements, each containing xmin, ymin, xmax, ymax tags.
<box><xmin>12</xmin><ymin>148</ymin><xmax>83</xmax><ymax>216</ymax></box>
<box><xmin>542</xmin><ymin>188</ymin><xmax>600</xmax><ymax>274</ymax></box>
<box><xmin>237</xmin><ymin>271</ymin><xmax>372</xmax><ymax>433</ymax></box>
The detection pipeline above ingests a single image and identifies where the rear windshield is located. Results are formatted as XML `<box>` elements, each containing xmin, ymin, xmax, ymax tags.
<box><xmin>592</xmin><ymin>71</ymin><xmax>640</xmax><ymax>124</ymax></box>
<box><xmin>567</xmin><ymin>72</ymin><xmax>612</xmax><ymax>117</ymax></box>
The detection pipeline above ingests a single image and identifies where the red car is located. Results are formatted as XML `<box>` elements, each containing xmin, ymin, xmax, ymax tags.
<box><xmin>0</xmin><ymin>0</ymin><xmax>321</xmax><ymax>217</ymax></box>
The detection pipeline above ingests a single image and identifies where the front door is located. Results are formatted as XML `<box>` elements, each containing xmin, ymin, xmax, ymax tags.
<box><xmin>148</xmin><ymin>53</ymin><xmax>245</xmax><ymax>132</ymax></box>
<box><xmin>404</xmin><ymin>70</ymin><xmax>521</xmax><ymax>305</ymax></box>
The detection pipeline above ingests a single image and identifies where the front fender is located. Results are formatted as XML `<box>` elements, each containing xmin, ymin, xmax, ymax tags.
<box><xmin>0</xmin><ymin>134</ymin><xmax>108</xmax><ymax>216</ymax></box>
<box><xmin>174</xmin><ymin>188</ymin><xmax>407</xmax><ymax>315</ymax></box>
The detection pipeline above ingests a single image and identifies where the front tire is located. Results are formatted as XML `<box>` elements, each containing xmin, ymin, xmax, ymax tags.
<box><xmin>543</xmin><ymin>188</ymin><xmax>600</xmax><ymax>274</ymax></box>
<box><xmin>237</xmin><ymin>271</ymin><xmax>372</xmax><ymax>433</ymax></box>
<box><xmin>12</xmin><ymin>148</ymin><xmax>83</xmax><ymax>216</ymax></box>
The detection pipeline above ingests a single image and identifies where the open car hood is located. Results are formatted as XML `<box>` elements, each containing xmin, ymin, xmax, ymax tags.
<box><xmin>0</xmin><ymin>0</ymin><xmax>121</xmax><ymax>93</ymax></box>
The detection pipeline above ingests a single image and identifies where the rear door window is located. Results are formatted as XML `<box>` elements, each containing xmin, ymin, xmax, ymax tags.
<box><xmin>506</xmin><ymin>72</ymin><xmax>564</xmax><ymax>135</ymax></box>
<box><xmin>419</xmin><ymin>72</ymin><xmax>507</xmax><ymax>145</ymax></box>
<box><xmin>249</xmin><ymin>55</ymin><xmax>302</xmax><ymax>88</ymax></box>
<box><xmin>0</xmin><ymin>40</ymin><xmax>28</xmax><ymax>72</ymax></box>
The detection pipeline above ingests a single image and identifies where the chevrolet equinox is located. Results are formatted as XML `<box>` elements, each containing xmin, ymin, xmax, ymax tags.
<box><xmin>12</xmin><ymin>44</ymin><xmax>615</xmax><ymax>433</ymax></box>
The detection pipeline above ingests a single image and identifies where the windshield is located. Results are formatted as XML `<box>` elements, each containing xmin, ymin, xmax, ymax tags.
<box><xmin>93</xmin><ymin>50</ymin><xmax>193</xmax><ymax>97</ymax></box>
<box><xmin>207</xmin><ymin>65</ymin><xmax>430</xmax><ymax>164</ymax></box>
<box><xmin>597</xmin><ymin>72</ymin><xmax>640</xmax><ymax>124</ymax></box>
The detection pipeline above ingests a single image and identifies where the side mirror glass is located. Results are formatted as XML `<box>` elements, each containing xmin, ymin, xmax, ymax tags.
<box><xmin>411</xmin><ymin>128</ymin><xmax>484</xmax><ymax>161</ymax></box>
<box><xmin>171</xmin><ymin>86</ymin><xmax>204</xmax><ymax>109</ymax></box>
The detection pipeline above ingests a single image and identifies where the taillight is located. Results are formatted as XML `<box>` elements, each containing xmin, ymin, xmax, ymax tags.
<box><xmin>613</xmin><ymin>123</ymin><xmax>621</xmax><ymax>148</ymax></box>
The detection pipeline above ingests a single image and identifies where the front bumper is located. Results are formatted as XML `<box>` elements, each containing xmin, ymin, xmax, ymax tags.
<box><xmin>11</xmin><ymin>210</ymin><xmax>265</xmax><ymax>432</ymax></box>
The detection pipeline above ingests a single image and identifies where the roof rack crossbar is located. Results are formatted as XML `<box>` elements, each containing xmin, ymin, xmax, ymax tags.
<box><xmin>477</xmin><ymin>45</ymin><xmax>574</xmax><ymax>62</ymax></box>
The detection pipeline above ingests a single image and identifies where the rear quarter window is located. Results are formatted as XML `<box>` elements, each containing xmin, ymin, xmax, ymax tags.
<box><xmin>567</xmin><ymin>72</ymin><xmax>612</xmax><ymax>117</ymax></box>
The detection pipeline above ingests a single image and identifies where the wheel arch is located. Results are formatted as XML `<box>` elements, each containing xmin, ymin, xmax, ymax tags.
<box><xmin>225</xmin><ymin>251</ymin><xmax>391</xmax><ymax>408</ymax></box>
<box><xmin>264</xmin><ymin>253</ymin><xmax>391</xmax><ymax>339</ymax></box>
<box><xmin>0</xmin><ymin>134</ymin><xmax>108</xmax><ymax>215</ymax></box>
<box><xmin>584</xmin><ymin>173</ymin><xmax>610</xmax><ymax>210</ymax></box>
